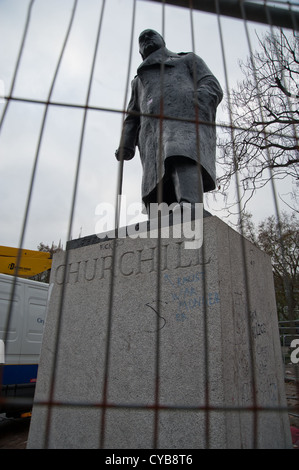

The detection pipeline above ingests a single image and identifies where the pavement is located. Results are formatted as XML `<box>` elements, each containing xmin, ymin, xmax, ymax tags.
<box><xmin>0</xmin><ymin>364</ymin><xmax>298</xmax><ymax>449</ymax></box>
<box><xmin>0</xmin><ymin>413</ymin><xmax>30</xmax><ymax>449</ymax></box>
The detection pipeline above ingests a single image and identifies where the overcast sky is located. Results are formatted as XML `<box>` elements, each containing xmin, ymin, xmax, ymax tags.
<box><xmin>0</xmin><ymin>0</ymin><xmax>295</xmax><ymax>250</ymax></box>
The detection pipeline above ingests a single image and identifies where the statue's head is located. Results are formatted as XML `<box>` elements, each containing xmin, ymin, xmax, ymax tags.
<box><xmin>139</xmin><ymin>29</ymin><xmax>165</xmax><ymax>60</ymax></box>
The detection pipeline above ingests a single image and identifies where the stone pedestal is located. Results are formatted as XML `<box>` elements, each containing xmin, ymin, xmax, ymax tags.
<box><xmin>27</xmin><ymin>216</ymin><xmax>292</xmax><ymax>448</ymax></box>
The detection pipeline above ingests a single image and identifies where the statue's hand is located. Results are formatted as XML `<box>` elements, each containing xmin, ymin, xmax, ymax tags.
<box><xmin>115</xmin><ymin>147</ymin><xmax>134</xmax><ymax>161</ymax></box>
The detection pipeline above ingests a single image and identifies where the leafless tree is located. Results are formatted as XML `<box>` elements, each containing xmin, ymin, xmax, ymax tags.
<box><xmin>242</xmin><ymin>211</ymin><xmax>298</xmax><ymax>322</ymax></box>
<box><xmin>218</xmin><ymin>29</ymin><xmax>299</xmax><ymax>213</ymax></box>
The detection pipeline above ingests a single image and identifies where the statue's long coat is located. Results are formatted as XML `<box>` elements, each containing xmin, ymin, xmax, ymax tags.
<box><xmin>119</xmin><ymin>47</ymin><xmax>223</xmax><ymax>205</ymax></box>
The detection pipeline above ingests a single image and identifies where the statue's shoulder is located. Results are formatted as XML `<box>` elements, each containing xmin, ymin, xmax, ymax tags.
<box><xmin>170</xmin><ymin>52</ymin><xmax>190</xmax><ymax>59</ymax></box>
<box><xmin>178</xmin><ymin>51</ymin><xmax>199</xmax><ymax>58</ymax></box>
<box><xmin>130</xmin><ymin>75</ymin><xmax>140</xmax><ymax>94</ymax></box>
<box><xmin>176</xmin><ymin>51</ymin><xmax>200</xmax><ymax>62</ymax></box>
<box><xmin>132</xmin><ymin>75</ymin><xmax>139</xmax><ymax>84</ymax></box>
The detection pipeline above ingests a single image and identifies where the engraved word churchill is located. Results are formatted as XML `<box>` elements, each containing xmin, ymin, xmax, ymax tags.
<box><xmin>54</xmin><ymin>240</ymin><xmax>207</xmax><ymax>285</ymax></box>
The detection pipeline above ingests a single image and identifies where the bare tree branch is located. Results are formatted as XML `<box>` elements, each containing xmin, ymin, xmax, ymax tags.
<box><xmin>217</xmin><ymin>29</ymin><xmax>299</xmax><ymax>213</ymax></box>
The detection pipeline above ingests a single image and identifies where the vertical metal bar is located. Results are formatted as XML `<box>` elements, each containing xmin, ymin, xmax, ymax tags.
<box><xmin>189</xmin><ymin>0</ymin><xmax>210</xmax><ymax>448</ymax></box>
<box><xmin>288</xmin><ymin>1</ymin><xmax>298</xmax><ymax>31</ymax></box>
<box><xmin>0</xmin><ymin>0</ymin><xmax>35</xmax><ymax>396</ymax></box>
<box><xmin>100</xmin><ymin>0</ymin><xmax>137</xmax><ymax>449</ymax></box>
<box><xmin>215</xmin><ymin>0</ymin><xmax>258</xmax><ymax>448</ymax></box>
<box><xmin>115</xmin><ymin>0</ymin><xmax>138</xmax><ymax>232</ymax></box>
<box><xmin>257</xmin><ymin>0</ymin><xmax>299</xmax><ymax>411</ymax></box>
<box><xmin>1</xmin><ymin>0</ymin><xmax>80</xmax><ymax>417</ymax></box>
<box><xmin>153</xmin><ymin>0</ymin><xmax>166</xmax><ymax>449</ymax></box>
<box><xmin>267</xmin><ymin>6</ymin><xmax>298</xmax><ymax>325</ymax></box>
<box><xmin>44</xmin><ymin>0</ymin><xmax>105</xmax><ymax>448</ymax></box>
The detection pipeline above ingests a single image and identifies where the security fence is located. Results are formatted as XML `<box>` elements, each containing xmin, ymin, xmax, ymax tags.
<box><xmin>0</xmin><ymin>0</ymin><xmax>298</xmax><ymax>449</ymax></box>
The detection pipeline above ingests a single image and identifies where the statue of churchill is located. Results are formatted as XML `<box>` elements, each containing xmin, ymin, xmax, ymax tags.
<box><xmin>115</xmin><ymin>29</ymin><xmax>223</xmax><ymax>216</ymax></box>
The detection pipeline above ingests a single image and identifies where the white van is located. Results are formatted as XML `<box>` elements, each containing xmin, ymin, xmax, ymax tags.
<box><xmin>0</xmin><ymin>273</ymin><xmax>49</xmax><ymax>417</ymax></box>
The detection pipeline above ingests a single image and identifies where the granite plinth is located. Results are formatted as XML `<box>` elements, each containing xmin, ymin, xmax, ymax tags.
<box><xmin>27</xmin><ymin>216</ymin><xmax>292</xmax><ymax>448</ymax></box>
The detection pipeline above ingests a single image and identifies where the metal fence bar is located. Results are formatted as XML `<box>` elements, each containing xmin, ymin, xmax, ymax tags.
<box><xmin>42</xmin><ymin>0</ymin><xmax>106</xmax><ymax>448</ymax></box>
<box><xmin>0</xmin><ymin>0</ymin><xmax>36</xmax><ymax>402</ymax></box>
<box><xmin>144</xmin><ymin>0</ymin><xmax>299</xmax><ymax>30</ymax></box>
<box><xmin>215</xmin><ymin>0</ymin><xmax>260</xmax><ymax>448</ymax></box>
<box><xmin>188</xmin><ymin>4</ymin><xmax>211</xmax><ymax>449</ymax></box>
<box><xmin>1</xmin><ymin>0</ymin><xmax>79</xmax><ymax>422</ymax></box>
<box><xmin>100</xmin><ymin>0</ymin><xmax>137</xmax><ymax>449</ymax></box>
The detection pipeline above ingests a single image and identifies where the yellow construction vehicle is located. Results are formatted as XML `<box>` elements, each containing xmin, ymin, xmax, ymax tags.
<box><xmin>0</xmin><ymin>246</ymin><xmax>52</xmax><ymax>278</ymax></box>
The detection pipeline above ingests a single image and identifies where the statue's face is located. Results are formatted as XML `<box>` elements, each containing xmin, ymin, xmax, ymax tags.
<box><xmin>139</xmin><ymin>29</ymin><xmax>165</xmax><ymax>59</ymax></box>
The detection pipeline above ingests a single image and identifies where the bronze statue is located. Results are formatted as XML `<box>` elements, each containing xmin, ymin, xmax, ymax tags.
<box><xmin>115</xmin><ymin>29</ymin><xmax>223</xmax><ymax>216</ymax></box>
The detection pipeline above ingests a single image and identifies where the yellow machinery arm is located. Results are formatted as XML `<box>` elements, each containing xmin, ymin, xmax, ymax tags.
<box><xmin>0</xmin><ymin>246</ymin><xmax>52</xmax><ymax>278</ymax></box>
